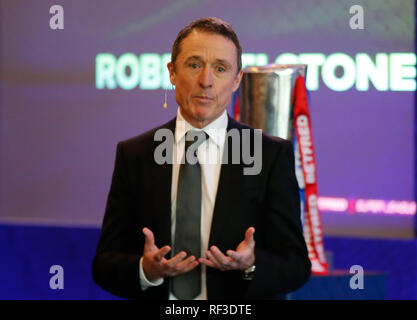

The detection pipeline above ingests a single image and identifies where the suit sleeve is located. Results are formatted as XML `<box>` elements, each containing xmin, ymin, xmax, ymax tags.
<box><xmin>92</xmin><ymin>141</ymin><xmax>144</xmax><ymax>299</ymax></box>
<box><xmin>248</xmin><ymin>139</ymin><xmax>311</xmax><ymax>298</ymax></box>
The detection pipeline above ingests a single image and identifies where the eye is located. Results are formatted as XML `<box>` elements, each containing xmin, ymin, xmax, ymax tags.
<box><xmin>189</xmin><ymin>63</ymin><xmax>200</xmax><ymax>69</ymax></box>
<box><xmin>216</xmin><ymin>66</ymin><xmax>226</xmax><ymax>72</ymax></box>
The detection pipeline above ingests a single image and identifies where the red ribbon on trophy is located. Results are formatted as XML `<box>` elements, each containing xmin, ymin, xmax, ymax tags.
<box><xmin>293</xmin><ymin>75</ymin><xmax>329</xmax><ymax>275</ymax></box>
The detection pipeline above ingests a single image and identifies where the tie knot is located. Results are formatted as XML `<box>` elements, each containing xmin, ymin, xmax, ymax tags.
<box><xmin>184</xmin><ymin>130</ymin><xmax>209</xmax><ymax>152</ymax></box>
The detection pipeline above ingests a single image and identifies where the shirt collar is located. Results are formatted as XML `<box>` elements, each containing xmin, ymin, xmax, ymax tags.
<box><xmin>175</xmin><ymin>108</ymin><xmax>228</xmax><ymax>148</ymax></box>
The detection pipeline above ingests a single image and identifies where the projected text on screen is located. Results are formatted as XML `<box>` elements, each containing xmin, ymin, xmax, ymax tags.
<box><xmin>96</xmin><ymin>52</ymin><xmax>416</xmax><ymax>92</ymax></box>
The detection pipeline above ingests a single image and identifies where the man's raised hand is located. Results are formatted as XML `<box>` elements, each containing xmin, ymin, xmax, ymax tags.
<box><xmin>141</xmin><ymin>227</ymin><xmax>199</xmax><ymax>281</ymax></box>
<box><xmin>198</xmin><ymin>227</ymin><xmax>255</xmax><ymax>271</ymax></box>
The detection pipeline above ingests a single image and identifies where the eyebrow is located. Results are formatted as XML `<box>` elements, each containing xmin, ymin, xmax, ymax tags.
<box><xmin>184</xmin><ymin>56</ymin><xmax>233</xmax><ymax>69</ymax></box>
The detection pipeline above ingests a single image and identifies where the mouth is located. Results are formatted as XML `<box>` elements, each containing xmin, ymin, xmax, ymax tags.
<box><xmin>193</xmin><ymin>95</ymin><xmax>214</xmax><ymax>104</ymax></box>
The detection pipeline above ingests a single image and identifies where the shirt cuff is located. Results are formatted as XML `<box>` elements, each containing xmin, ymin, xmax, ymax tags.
<box><xmin>139</xmin><ymin>256</ymin><xmax>164</xmax><ymax>290</ymax></box>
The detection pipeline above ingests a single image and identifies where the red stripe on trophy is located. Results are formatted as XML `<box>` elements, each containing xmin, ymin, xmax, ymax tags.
<box><xmin>293</xmin><ymin>76</ymin><xmax>329</xmax><ymax>275</ymax></box>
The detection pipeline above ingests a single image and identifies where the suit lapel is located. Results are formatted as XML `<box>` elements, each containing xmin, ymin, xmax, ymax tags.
<box><xmin>209</xmin><ymin>116</ymin><xmax>245</xmax><ymax>249</ymax></box>
<box><xmin>150</xmin><ymin>117</ymin><xmax>176</xmax><ymax>247</ymax></box>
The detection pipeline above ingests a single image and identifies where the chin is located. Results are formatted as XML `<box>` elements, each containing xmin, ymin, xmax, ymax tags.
<box><xmin>192</xmin><ymin>107</ymin><xmax>213</xmax><ymax>121</ymax></box>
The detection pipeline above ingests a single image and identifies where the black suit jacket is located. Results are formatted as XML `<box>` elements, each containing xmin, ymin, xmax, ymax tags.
<box><xmin>92</xmin><ymin>115</ymin><xmax>311</xmax><ymax>299</ymax></box>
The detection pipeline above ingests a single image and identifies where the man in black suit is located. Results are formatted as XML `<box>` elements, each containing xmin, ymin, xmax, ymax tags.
<box><xmin>92</xmin><ymin>17</ymin><xmax>311</xmax><ymax>300</ymax></box>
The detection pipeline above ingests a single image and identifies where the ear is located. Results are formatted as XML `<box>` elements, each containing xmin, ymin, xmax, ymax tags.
<box><xmin>232</xmin><ymin>69</ymin><xmax>243</xmax><ymax>92</ymax></box>
<box><xmin>167</xmin><ymin>62</ymin><xmax>176</xmax><ymax>86</ymax></box>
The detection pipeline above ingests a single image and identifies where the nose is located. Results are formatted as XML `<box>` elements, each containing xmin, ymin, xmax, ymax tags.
<box><xmin>199</xmin><ymin>66</ymin><xmax>213</xmax><ymax>89</ymax></box>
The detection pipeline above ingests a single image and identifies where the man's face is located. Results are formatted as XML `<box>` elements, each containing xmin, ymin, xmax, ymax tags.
<box><xmin>168</xmin><ymin>30</ymin><xmax>243</xmax><ymax>128</ymax></box>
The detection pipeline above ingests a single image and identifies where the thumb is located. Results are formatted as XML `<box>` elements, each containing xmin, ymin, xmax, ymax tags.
<box><xmin>143</xmin><ymin>227</ymin><xmax>155</xmax><ymax>249</ymax></box>
<box><xmin>244</xmin><ymin>227</ymin><xmax>255</xmax><ymax>247</ymax></box>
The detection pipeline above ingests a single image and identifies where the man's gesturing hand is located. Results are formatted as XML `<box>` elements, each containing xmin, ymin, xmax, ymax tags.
<box><xmin>141</xmin><ymin>227</ymin><xmax>199</xmax><ymax>281</ymax></box>
<box><xmin>198</xmin><ymin>227</ymin><xmax>255</xmax><ymax>271</ymax></box>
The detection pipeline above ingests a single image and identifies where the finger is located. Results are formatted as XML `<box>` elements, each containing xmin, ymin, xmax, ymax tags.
<box><xmin>244</xmin><ymin>227</ymin><xmax>255</xmax><ymax>247</ymax></box>
<box><xmin>154</xmin><ymin>245</ymin><xmax>171</xmax><ymax>261</ymax></box>
<box><xmin>164</xmin><ymin>256</ymin><xmax>198</xmax><ymax>276</ymax></box>
<box><xmin>205</xmin><ymin>250</ymin><xmax>222</xmax><ymax>269</ymax></box>
<box><xmin>206</xmin><ymin>250</ymin><xmax>236</xmax><ymax>271</ymax></box>
<box><xmin>207</xmin><ymin>248</ymin><xmax>235</xmax><ymax>270</ymax></box>
<box><xmin>226</xmin><ymin>250</ymin><xmax>242</xmax><ymax>262</ymax></box>
<box><xmin>198</xmin><ymin>257</ymin><xmax>218</xmax><ymax>269</ymax></box>
<box><xmin>143</xmin><ymin>227</ymin><xmax>155</xmax><ymax>249</ymax></box>
<box><xmin>164</xmin><ymin>251</ymin><xmax>187</xmax><ymax>268</ymax></box>
<box><xmin>210</xmin><ymin>246</ymin><xmax>234</xmax><ymax>266</ymax></box>
<box><xmin>176</xmin><ymin>256</ymin><xmax>199</xmax><ymax>272</ymax></box>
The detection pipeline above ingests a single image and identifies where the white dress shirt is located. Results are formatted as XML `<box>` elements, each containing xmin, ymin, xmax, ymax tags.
<box><xmin>139</xmin><ymin>107</ymin><xmax>228</xmax><ymax>300</ymax></box>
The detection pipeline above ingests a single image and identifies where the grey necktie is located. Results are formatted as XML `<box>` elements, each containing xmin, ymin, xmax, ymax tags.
<box><xmin>172</xmin><ymin>130</ymin><xmax>208</xmax><ymax>300</ymax></box>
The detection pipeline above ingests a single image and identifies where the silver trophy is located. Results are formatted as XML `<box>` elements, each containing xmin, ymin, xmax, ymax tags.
<box><xmin>238</xmin><ymin>64</ymin><xmax>307</xmax><ymax>140</ymax></box>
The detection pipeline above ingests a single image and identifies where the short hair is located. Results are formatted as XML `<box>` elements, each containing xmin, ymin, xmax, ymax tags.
<box><xmin>171</xmin><ymin>17</ymin><xmax>242</xmax><ymax>73</ymax></box>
